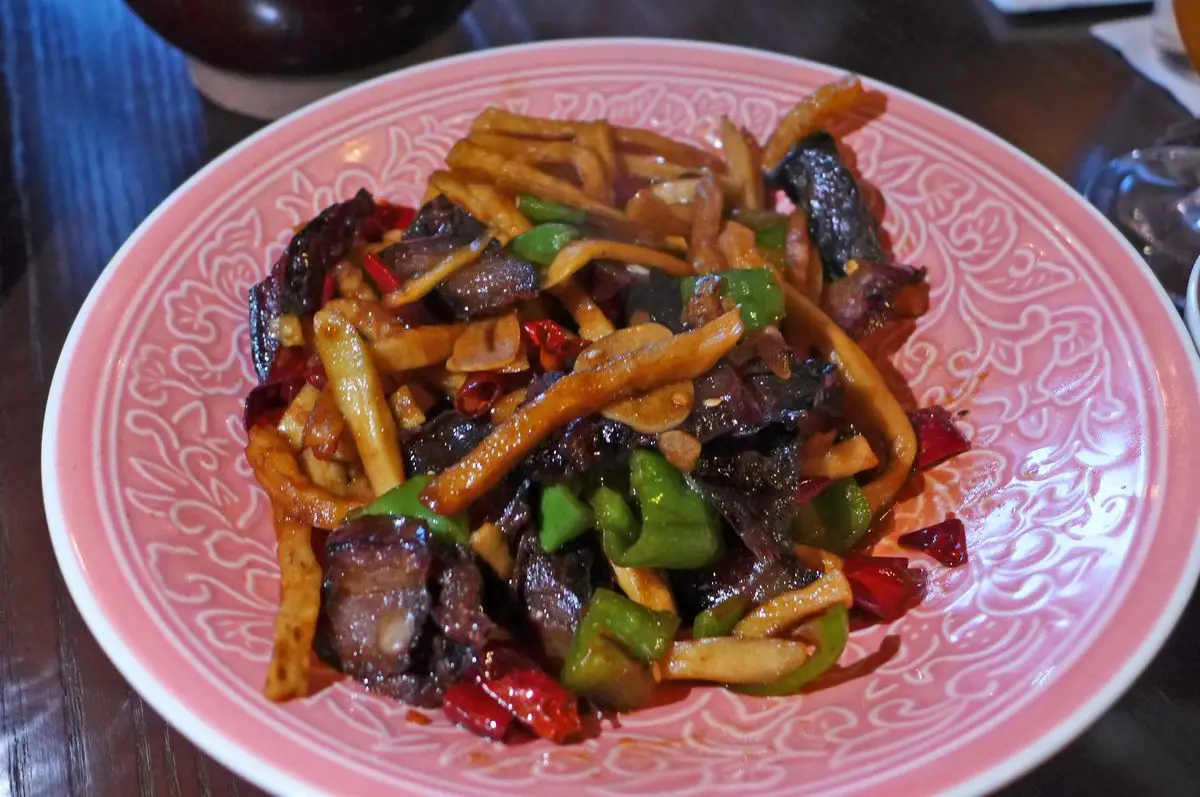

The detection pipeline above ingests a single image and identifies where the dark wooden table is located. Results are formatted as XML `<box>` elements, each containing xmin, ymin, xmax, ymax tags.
<box><xmin>3</xmin><ymin>0</ymin><xmax>1198</xmax><ymax>794</ymax></box>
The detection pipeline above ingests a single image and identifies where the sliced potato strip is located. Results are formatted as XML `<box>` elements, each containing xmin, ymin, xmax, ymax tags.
<box><xmin>781</xmin><ymin>284</ymin><xmax>916</xmax><ymax>515</ymax></box>
<box><xmin>720</xmin><ymin>117</ymin><xmax>763</xmax><ymax>210</ymax></box>
<box><xmin>689</xmin><ymin>172</ymin><xmax>727</xmax><ymax>274</ymax></box>
<box><xmin>543</xmin><ymin>240</ymin><xmax>693</xmax><ymax>288</ymax></box>
<box><xmin>734</xmin><ymin>550</ymin><xmax>852</xmax><ymax>639</ymax></box>
<box><xmin>717</xmin><ymin>220</ymin><xmax>771</xmax><ymax>270</ymax></box>
<box><xmin>470</xmin><ymin>133</ymin><xmax>610</xmax><ymax>203</ymax></box>
<box><xmin>299</xmin><ymin>448</ymin><xmax>349</xmax><ymax>496</ymax></box>
<box><xmin>446</xmin><ymin>312</ymin><xmax>522</xmax><ymax>373</ymax></box>
<box><xmin>801</xmin><ymin>434</ymin><xmax>879</xmax><ymax>480</ymax></box>
<box><xmin>245</xmin><ymin>425</ymin><xmax>364</xmax><ymax>528</ymax></box>
<box><xmin>447</xmin><ymin>141</ymin><xmax>624</xmax><ymax>222</ymax></box>
<box><xmin>491</xmin><ymin>388</ymin><xmax>526</xmax><ymax>425</ymax></box>
<box><xmin>470</xmin><ymin>522</ymin><xmax>513</xmax><ymax>579</ymax></box>
<box><xmin>277</xmin><ymin>384</ymin><xmax>320</xmax><ymax>452</ymax></box>
<box><xmin>388</xmin><ymin>385</ymin><xmax>427</xmax><ymax>432</ymax></box>
<box><xmin>383</xmin><ymin>234</ymin><xmax>491</xmax><ymax>308</ymax></box>
<box><xmin>612</xmin><ymin>567</ymin><xmax>677</xmax><ymax>614</ymax></box>
<box><xmin>335</xmin><ymin>260</ymin><xmax>378</xmax><ymax>301</ymax></box>
<box><xmin>576</xmin><ymin>120</ymin><xmax>619</xmax><ymax>186</ymax></box>
<box><xmin>323</xmin><ymin>298</ymin><xmax>405</xmax><ymax>342</ymax></box>
<box><xmin>422</xmin><ymin>310</ymin><xmax>745</xmax><ymax>515</ymax></box>
<box><xmin>625</xmin><ymin>188</ymin><xmax>691</xmax><ymax>238</ymax></box>
<box><xmin>264</xmin><ymin>511</ymin><xmax>323</xmax><ymax>700</ymax></box>
<box><xmin>575</xmin><ymin>323</ymin><xmax>673</xmax><ymax>369</ymax></box>
<box><xmin>762</xmin><ymin>74</ymin><xmax>865</xmax><ymax>171</ymax></box>
<box><xmin>614</xmin><ymin>126</ymin><xmax>724</xmax><ymax>171</ymax></box>
<box><xmin>314</xmin><ymin>310</ymin><xmax>405</xmax><ymax>496</ymax></box>
<box><xmin>549</xmin><ymin>278</ymin><xmax>615</xmax><ymax>341</ymax></box>
<box><xmin>369</xmin><ymin>324</ymin><xmax>465</xmax><ymax>372</ymax></box>
<box><xmin>467</xmin><ymin>182</ymin><xmax>532</xmax><ymax>240</ymax></box>
<box><xmin>620</xmin><ymin>153</ymin><xmax>695</xmax><ymax>182</ymax></box>
<box><xmin>470</xmin><ymin>106</ymin><xmax>580</xmax><ymax>139</ymax></box>
<box><xmin>661</xmin><ymin>638</ymin><xmax>809</xmax><ymax>684</ymax></box>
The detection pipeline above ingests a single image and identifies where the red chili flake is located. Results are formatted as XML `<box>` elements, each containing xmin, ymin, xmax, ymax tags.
<box><xmin>361</xmin><ymin>251</ymin><xmax>404</xmax><ymax>294</ymax></box>
<box><xmin>795</xmin><ymin>477</ymin><xmax>831</xmax><ymax>505</ymax></box>
<box><xmin>320</xmin><ymin>271</ymin><xmax>336</xmax><ymax>305</ymax></box>
<box><xmin>842</xmin><ymin>554</ymin><xmax>925</xmax><ymax>622</ymax></box>
<box><xmin>442</xmin><ymin>681</ymin><xmax>513</xmax><ymax>741</ymax></box>
<box><xmin>898</xmin><ymin>518</ymin><xmax>968</xmax><ymax>568</ymax></box>
<box><xmin>362</xmin><ymin>200</ymin><xmax>418</xmax><ymax>242</ymax></box>
<box><xmin>481</xmin><ymin>668</ymin><xmax>582</xmax><ymax>743</ymax></box>
<box><xmin>909</xmin><ymin>406</ymin><xmax>971</xmax><ymax>470</ymax></box>
<box><xmin>305</xmin><ymin>353</ymin><xmax>327</xmax><ymax>389</ymax></box>
<box><xmin>406</xmin><ymin>709</ymin><xmax>432</xmax><ymax>726</ymax></box>
<box><xmin>455</xmin><ymin>373</ymin><xmax>505</xmax><ymax>418</ymax></box>
<box><xmin>521</xmin><ymin>320</ymin><xmax>589</xmax><ymax>372</ymax></box>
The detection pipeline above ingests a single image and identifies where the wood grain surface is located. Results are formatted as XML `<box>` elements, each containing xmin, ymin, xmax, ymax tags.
<box><xmin>2</xmin><ymin>1</ymin><xmax>1197</xmax><ymax>795</ymax></box>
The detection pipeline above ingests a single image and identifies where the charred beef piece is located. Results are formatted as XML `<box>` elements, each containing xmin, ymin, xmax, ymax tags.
<box><xmin>404</xmin><ymin>410</ymin><xmax>492</xmax><ymax>477</ymax></box>
<box><xmin>380</xmin><ymin>236</ymin><xmax>539</xmax><ymax>319</ymax></box>
<box><xmin>673</xmin><ymin>547</ymin><xmax>819</xmax><ymax>619</ymax></box>
<box><xmin>524</xmin><ymin>416</ymin><xmax>656</xmax><ymax>479</ymax></box>
<box><xmin>437</xmin><ymin>241</ymin><xmax>540</xmax><ymax>318</ymax></box>
<box><xmin>320</xmin><ymin>514</ymin><xmax>493</xmax><ymax>707</ymax></box>
<box><xmin>691</xmin><ymin>431</ymin><xmax>804</xmax><ymax>560</ymax></box>
<box><xmin>405</xmin><ymin>195</ymin><xmax>485</xmax><ymax>239</ymax></box>
<box><xmin>321</xmin><ymin>515</ymin><xmax>434</xmax><ymax>693</ymax></box>
<box><xmin>682</xmin><ymin>274</ymin><xmax>726</xmax><ymax>330</ymax></box>
<box><xmin>686</xmin><ymin>363</ymin><xmax>767</xmax><ymax>442</ymax></box>
<box><xmin>743</xmin><ymin>353</ymin><xmax>839</xmax><ymax>429</ymax></box>
<box><xmin>511</xmin><ymin>531</ymin><xmax>597</xmax><ymax>667</ymax></box>
<box><xmin>773</xmin><ymin>131</ymin><xmax>925</xmax><ymax>338</ymax></box>
<box><xmin>822</xmin><ymin>260</ymin><xmax>925</xmax><ymax>339</ymax></box>
<box><xmin>433</xmin><ymin>547</ymin><xmax>493</xmax><ymax>649</ymax></box>
<box><xmin>772</xmin><ymin>131</ymin><xmax>885</xmax><ymax>281</ymax></box>
<box><xmin>624</xmin><ymin>267</ymin><xmax>685</xmax><ymax>333</ymax></box>
<box><xmin>248</xmin><ymin>189</ymin><xmax>375</xmax><ymax>380</ymax></box>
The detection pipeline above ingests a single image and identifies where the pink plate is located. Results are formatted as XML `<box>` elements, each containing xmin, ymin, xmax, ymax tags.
<box><xmin>42</xmin><ymin>39</ymin><xmax>1200</xmax><ymax>797</ymax></box>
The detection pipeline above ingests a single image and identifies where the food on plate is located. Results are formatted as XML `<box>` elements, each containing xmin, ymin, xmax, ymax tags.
<box><xmin>242</xmin><ymin>74</ymin><xmax>973</xmax><ymax>743</ymax></box>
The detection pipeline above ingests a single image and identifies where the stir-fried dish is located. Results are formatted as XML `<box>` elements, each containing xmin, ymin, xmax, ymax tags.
<box><xmin>242</xmin><ymin>74</ymin><xmax>972</xmax><ymax>742</ymax></box>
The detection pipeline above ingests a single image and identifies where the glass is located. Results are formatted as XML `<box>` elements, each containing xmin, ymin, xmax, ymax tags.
<box><xmin>1086</xmin><ymin>0</ymin><xmax>1200</xmax><ymax>309</ymax></box>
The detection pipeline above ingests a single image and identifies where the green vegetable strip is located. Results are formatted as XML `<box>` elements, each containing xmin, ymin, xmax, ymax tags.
<box><xmin>736</xmin><ymin>604</ymin><xmax>849</xmax><ymax>696</ymax></box>
<box><xmin>692</xmin><ymin>594</ymin><xmax>752</xmax><ymax>639</ymax></box>
<box><xmin>791</xmin><ymin>477</ymin><xmax>872</xmax><ymax>554</ymax></box>
<box><xmin>518</xmin><ymin>195</ymin><xmax>588</xmax><ymax>225</ymax></box>
<box><xmin>593</xmin><ymin>450</ymin><xmax>722</xmax><ymax>570</ymax></box>
<box><xmin>539</xmin><ymin>484</ymin><xmax>594</xmax><ymax>552</ymax></box>
<box><xmin>582</xmin><ymin>588</ymin><xmax>680</xmax><ymax>663</ymax></box>
<box><xmin>356</xmin><ymin>474</ymin><xmax>469</xmax><ymax>543</ymax></box>
<box><xmin>509</xmin><ymin>223</ymin><xmax>581</xmax><ymax>266</ymax></box>
<box><xmin>681</xmin><ymin>268</ymin><xmax>786</xmax><ymax>332</ymax></box>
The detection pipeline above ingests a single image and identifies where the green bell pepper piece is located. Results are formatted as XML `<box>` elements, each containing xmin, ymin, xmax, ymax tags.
<box><xmin>561</xmin><ymin>634</ymin><xmax>655</xmax><ymax>711</ymax></box>
<box><xmin>791</xmin><ymin>477</ymin><xmax>872</xmax><ymax>555</ymax></box>
<box><xmin>692</xmin><ymin>594</ymin><xmax>751</xmax><ymax>639</ymax></box>
<box><xmin>539</xmin><ymin>484</ymin><xmax>594</xmax><ymax>552</ymax></box>
<box><xmin>517</xmin><ymin>195</ymin><xmax>587</xmax><ymax>225</ymax></box>
<box><xmin>560</xmin><ymin>588</ymin><xmax>679</xmax><ymax>710</ymax></box>
<box><xmin>592</xmin><ymin>450</ymin><xmax>722</xmax><ymax>569</ymax></box>
<box><xmin>580</xmin><ymin>588</ymin><xmax>680</xmax><ymax>662</ymax></box>
<box><xmin>736</xmin><ymin>603</ymin><xmax>849</xmax><ymax>696</ymax></box>
<box><xmin>357</xmin><ymin>474</ymin><xmax>470</xmax><ymax>543</ymax></box>
<box><xmin>755</xmin><ymin>223</ymin><xmax>787</xmax><ymax>250</ymax></box>
<box><xmin>681</xmin><ymin>268</ymin><xmax>785</xmax><ymax>332</ymax></box>
<box><xmin>591</xmin><ymin>485</ymin><xmax>639</xmax><ymax>551</ymax></box>
<box><xmin>509</xmin><ymin>223</ymin><xmax>581</xmax><ymax>266</ymax></box>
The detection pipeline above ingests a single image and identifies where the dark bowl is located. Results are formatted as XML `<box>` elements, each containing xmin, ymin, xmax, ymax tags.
<box><xmin>125</xmin><ymin>0</ymin><xmax>473</xmax><ymax>75</ymax></box>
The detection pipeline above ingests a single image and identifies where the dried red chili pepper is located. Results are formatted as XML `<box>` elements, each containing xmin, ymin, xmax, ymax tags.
<box><xmin>842</xmin><ymin>554</ymin><xmax>924</xmax><ymax>622</ymax></box>
<box><xmin>320</xmin><ymin>271</ymin><xmax>336</xmax><ymax>305</ymax></box>
<box><xmin>442</xmin><ymin>681</ymin><xmax>513</xmax><ymax>741</ymax></box>
<box><xmin>361</xmin><ymin>251</ymin><xmax>403</xmax><ymax>294</ymax></box>
<box><xmin>909</xmin><ymin>406</ymin><xmax>971</xmax><ymax>470</ymax></box>
<box><xmin>361</xmin><ymin>200</ymin><xmax>418</xmax><ymax>242</ymax></box>
<box><xmin>898</xmin><ymin>518</ymin><xmax>968</xmax><ymax>568</ymax></box>
<box><xmin>521</xmin><ymin>320</ymin><xmax>589</xmax><ymax>372</ymax></box>
<box><xmin>455</xmin><ymin>373</ymin><xmax>505</xmax><ymax>419</ymax></box>
<box><xmin>472</xmin><ymin>645</ymin><xmax>583</xmax><ymax>743</ymax></box>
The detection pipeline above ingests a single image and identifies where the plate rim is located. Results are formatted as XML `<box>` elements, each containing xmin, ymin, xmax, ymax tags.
<box><xmin>41</xmin><ymin>36</ymin><xmax>1200</xmax><ymax>797</ymax></box>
